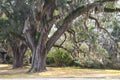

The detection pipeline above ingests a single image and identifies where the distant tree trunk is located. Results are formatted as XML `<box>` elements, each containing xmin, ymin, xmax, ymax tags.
<box><xmin>12</xmin><ymin>42</ymin><xmax>27</xmax><ymax>68</ymax></box>
<box><xmin>0</xmin><ymin>52</ymin><xmax>7</xmax><ymax>63</ymax></box>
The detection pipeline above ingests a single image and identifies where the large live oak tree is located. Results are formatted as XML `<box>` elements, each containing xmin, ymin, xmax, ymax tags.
<box><xmin>23</xmin><ymin>0</ymin><xmax>119</xmax><ymax>72</ymax></box>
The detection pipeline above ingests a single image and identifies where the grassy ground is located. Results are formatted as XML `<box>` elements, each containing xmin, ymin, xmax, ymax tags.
<box><xmin>0</xmin><ymin>64</ymin><xmax>120</xmax><ymax>78</ymax></box>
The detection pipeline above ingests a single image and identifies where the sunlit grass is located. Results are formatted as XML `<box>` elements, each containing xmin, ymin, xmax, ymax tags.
<box><xmin>0</xmin><ymin>64</ymin><xmax>120</xmax><ymax>78</ymax></box>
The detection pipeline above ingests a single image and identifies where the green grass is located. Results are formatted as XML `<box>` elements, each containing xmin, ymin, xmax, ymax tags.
<box><xmin>0</xmin><ymin>64</ymin><xmax>120</xmax><ymax>78</ymax></box>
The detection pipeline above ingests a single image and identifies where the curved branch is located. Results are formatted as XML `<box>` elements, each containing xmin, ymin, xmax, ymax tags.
<box><xmin>59</xmin><ymin>33</ymin><xmax>67</xmax><ymax>47</ymax></box>
<box><xmin>53</xmin><ymin>45</ymin><xmax>72</xmax><ymax>54</ymax></box>
<box><xmin>89</xmin><ymin>15</ymin><xmax>114</xmax><ymax>40</ymax></box>
<box><xmin>67</xmin><ymin>29</ymin><xmax>78</xmax><ymax>43</ymax></box>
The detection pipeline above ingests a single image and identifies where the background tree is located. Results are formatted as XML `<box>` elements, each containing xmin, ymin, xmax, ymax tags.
<box><xmin>0</xmin><ymin>0</ymin><xmax>29</xmax><ymax>68</ymax></box>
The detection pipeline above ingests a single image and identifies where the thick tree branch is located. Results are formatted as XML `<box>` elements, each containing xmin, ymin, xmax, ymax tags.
<box><xmin>53</xmin><ymin>45</ymin><xmax>72</xmax><ymax>54</ymax></box>
<box><xmin>23</xmin><ymin>17</ymin><xmax>36</xmax><ymax>51</ymax></box>
<box><xmin>46</xmin><ymin>0</ymin><xmax>112</xmax><ymax>52</ymax></box>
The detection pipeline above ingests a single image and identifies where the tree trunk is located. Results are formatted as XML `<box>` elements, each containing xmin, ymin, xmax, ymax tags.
<box><xmin>13</xmin><ymin>51</ymin><xmax>24</xmax><ymax>68</ymax></box>
<box><xmin>29</xmin><ymin>48</ymin><xmax>47</xmax><ymax>72</ymax></box>
<box><xmin>12</xmin><ymin>43</ymin><xmax>27</xmax><ymax>68</ymax></box>
<box><xmin>23</xmin><ymin>17</ymin><xmax>48</xmax><ymax>72</ymax></box>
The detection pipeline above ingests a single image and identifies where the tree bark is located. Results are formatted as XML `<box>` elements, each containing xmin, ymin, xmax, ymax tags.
<box><xmin>23</xmin><ymin>16</ymin><xmax>49</xmax><ymax>72</ymax></box>
<box><xmin>28</xmin><ymin>29</ymin><xmax>47</xmax><ymax>72</ymax></box>
<box><xmin>12</xmin><ymin>42</ymin><xmax>27</xmax><ymax>68</ymax></box>
<box><xmin>29</xmin><ymin>49</ymin><xmax>47</xmax><ymax>72</ymax></box>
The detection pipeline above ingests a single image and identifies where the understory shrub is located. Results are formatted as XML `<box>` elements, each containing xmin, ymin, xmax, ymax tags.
<box><xmin>46</xmin><ymin>53</ymin><xmax>55</xmax><ymax>66</ymax></box>
<box><xmin>53</xmin><ymin>50</ymin><xmax>73</xmax><ymax>67</ymax></box>
<box><xmin>73</xmin><ymin>58</ymin><xmax>104</xmax><ymax>69</ymax></box>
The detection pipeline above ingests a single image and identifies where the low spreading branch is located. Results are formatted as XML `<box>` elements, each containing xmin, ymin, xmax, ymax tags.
<box><xmin>53</xmin><ymin>45</ymin><xmax>72</xmax><ymax>54</ymax></box>
<box><xmin>46</xmin><ymin>0</ymin><xmax>116</xmax><ymax>52</ymax></box>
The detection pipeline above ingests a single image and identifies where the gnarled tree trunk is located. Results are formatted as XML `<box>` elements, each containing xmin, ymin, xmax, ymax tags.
<box><xmin>23</xmin><ymin>23</ymin><xmax>48</xmax><ymax>72</ymax></box>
